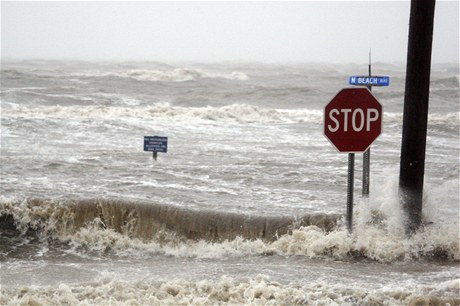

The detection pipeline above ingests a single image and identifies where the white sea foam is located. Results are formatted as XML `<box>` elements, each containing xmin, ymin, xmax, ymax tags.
<box><xmin>2</xmin><ymin>103</ymin><xmax>318</xmax><ymax>123</ymax></box>
<box><xmin>3</xmin><ymin>103</ymin><xmax>459</xmax><ymax>125</ymax></box>
<box><xmin>1</xmin><ymin>273</ymin><xmax>458</xmax><ymax>306</ymax></box>
<box><xmin>75</xmin><ymin>68</ymin><xmax>249</xmax><ymax>82</ymax></box>
<box><xmin>384</xmin><ymin>111</ymin><xmax>460</xmax><ymax>126</ymax></box>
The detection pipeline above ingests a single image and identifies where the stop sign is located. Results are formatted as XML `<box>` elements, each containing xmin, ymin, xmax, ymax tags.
<box><xmin>324</xmin><ymin>87</ymin><xmax>382</xmax><ymax>152</ymax></box>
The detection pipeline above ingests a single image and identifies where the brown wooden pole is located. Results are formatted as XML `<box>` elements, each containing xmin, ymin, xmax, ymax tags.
<box><xmin>399</xmin><ymin>0</ymin><xmax>436</xmax><ymax>233</ymax></box>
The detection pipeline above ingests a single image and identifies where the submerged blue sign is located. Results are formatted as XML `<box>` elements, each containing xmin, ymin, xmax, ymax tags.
<box><xmin>144</xmin><ymin>136</ymin><xmax>168</xmax><ymax>153</ymax></box>
<box><xmin>349</xmin><ymin>76</ymin><xmax>390</xmax><ymax>87</ymax></box>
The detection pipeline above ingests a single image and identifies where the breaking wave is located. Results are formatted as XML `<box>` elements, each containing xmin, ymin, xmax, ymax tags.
<box><xmin>76</xmin><ymin>68</ymin><xmax>249</xmax><ymax>82</ymax></box>
<box><xmin>1</xmin><ymin>66</ymin><xmax>249</xmax><ymax>82</ymax></box>
<box><xmin>2</xmin><ymin>103</ymin><xmax>321</xmax><ymax>123</ymax></box>
<box><xmin>1</xmin><ymin>198</ymin><xmax>458</xmax><ymax>262</ymax></box>
<box><xmin>3</xmin><ymin>103</ymin><xmax>459</xmax><ymax>125</ymax></box>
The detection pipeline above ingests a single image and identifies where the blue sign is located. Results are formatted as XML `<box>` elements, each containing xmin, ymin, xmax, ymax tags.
<box><xmin>144</xmin><ymin>136</ymin><xmax>168</xmax><ymax>153</ymax></box>
<box><xmin>349</xmin><ymin>76</ymin><xmax>390</xmax><ymax>86</ymax></box>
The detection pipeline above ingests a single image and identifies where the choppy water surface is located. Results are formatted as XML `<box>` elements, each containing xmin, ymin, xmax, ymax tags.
<box><xmin>1</xmin><ymin>60</ymin><xmax>459</xmax><ymax>305</ymax></box>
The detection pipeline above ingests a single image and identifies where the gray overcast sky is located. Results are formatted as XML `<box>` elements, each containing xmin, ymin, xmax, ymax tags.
<box><xmin>1</xmin><ymin>1</ymin><xmax>459</xmax><ymax>63</ymax></box>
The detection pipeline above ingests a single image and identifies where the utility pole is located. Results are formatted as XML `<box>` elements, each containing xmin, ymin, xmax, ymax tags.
<box><xmin>399</xmin><ymin>0</ymin><xmax>436</xmax><ymax>233</ymax></box>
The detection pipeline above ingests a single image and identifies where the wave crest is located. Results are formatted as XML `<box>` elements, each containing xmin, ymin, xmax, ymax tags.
<box><xmin>3</xmin><ymin>103</ymin><xmax>324</xmax><ymax>123</ymax></box>
<box><xmin>78</xmin><ymin>68</ymin><xmax>249</xmax><ymax>82</ymax></box>
<box><xmin>6</xmin><ymin>102</ymin><xmax>458</xmax><ymax>125</ymax></box>
<box><xmin>1</xmin><ymin>198</ymin><xmax>458</xmax><ymax>262</ymax></box>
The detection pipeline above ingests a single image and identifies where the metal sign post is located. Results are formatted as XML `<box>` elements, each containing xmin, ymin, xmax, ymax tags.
<box><xmin>347</xmin><ymin>153</ymin><xmax>355</xmax><ymax>232</ymax></box>
<box><xmin>363</xmin><ymin>54</ymin><xmax>373</xmax><ymax>197</ymax></box>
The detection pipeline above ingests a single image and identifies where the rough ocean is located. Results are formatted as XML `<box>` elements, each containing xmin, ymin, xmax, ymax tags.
<box><xmin>1</xmin><ymin>60</ymin><xmax>459</xmax><ymax>305</ymax></box>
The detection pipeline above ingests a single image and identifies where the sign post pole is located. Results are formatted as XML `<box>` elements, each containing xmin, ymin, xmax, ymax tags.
<box><xmin>362</xmin><ymin>51</ymin><xmax>372</xmax><ymax>197</ymax></box>
<box><xmin>347</xmin><ymin>153</ymin><xmax>355</xmax><ymax>233</ymax></box>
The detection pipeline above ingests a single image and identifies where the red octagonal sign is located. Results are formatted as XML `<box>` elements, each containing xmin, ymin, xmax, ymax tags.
<box><xmin>324</xmin><ymin>87</ymin><xmax>382</xmax><ymax>153</ymax></box>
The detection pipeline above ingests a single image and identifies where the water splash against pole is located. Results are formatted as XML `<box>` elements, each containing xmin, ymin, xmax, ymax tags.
<box><xmin>399</xmin><ymin>0</ymin><xmax>436</xmax><ymax>233</ymax></box>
